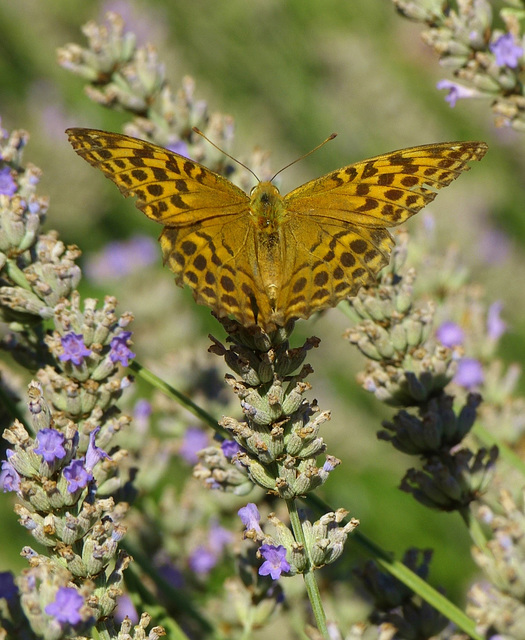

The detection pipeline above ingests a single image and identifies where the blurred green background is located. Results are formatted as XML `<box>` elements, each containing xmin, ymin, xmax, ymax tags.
<box><xmin>0</xmin><ymin>0</ymin><xmax>523</xmax><ymax>611</ymax></box>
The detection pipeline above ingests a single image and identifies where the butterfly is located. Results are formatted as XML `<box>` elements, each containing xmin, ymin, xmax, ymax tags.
<box><xmin>66</xmin><ymin>128</ymin><xmax>487</xmax><ymax>331</ymax></box>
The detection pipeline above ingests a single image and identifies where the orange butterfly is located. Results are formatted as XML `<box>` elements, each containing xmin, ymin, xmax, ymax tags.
<box><xmin>67</xmin><ymin>128</ymin><xmax>487</xmax><ymax>331</ymax></box>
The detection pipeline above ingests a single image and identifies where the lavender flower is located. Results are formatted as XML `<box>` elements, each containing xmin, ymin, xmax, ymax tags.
<box><xmin>0</xmin><ymin>457</ymin><xmax>20</xmax><ymax>493</ymax></box>
<box><xmin>436</xmin><ymin>80</ymin><xmax>478</xmax><ymax>107</ymax></box>
<box><xmin>0</xmin><ymin>166</ymin><xmax>16</xmax><ymax>196</ymax></box>
<box><xmin>208</xmin><ymin>520</ymin><xmax>234</xmax><ymax>554</ymax></box>
<box><xmin>33</xmin><ymin>428</ymin><xmax>66</xmax><ymax>463</ymax></box>
<box><xmin>221</xmin><ymin>439</ymin><xmax>242</xmax><ymax>459</ymax></box>
<box><xmin>179</xmin><ymin>427</ymin><xmax>209</xmax><ymax>464</ymax></box>
<box><xmin>114</xmin><ymin>593</ymin><xmax>139</xmax><ymax>625</ymax></box>
<box><xmin>454</xmin><ymin>358</ymin><xmax>484</xmax><ymax>388</ymax></box>
<box><xmin>58</xmin><ymin>332</ymin><xmax>92</xmax><ymax>366</ymax></box>
<box><xmin>258</xmin><ymin>545</ymin><xmax>290</xmax><ymax>580</ymax></box>
<box><xmin>436</xmin><ymin>321</ymin><xmax>465</xmax><ymax>347</ymax></box>
<box><xmin>166</xmin><ymin>140</ymin><xmax>190</xmax><ymax>158</ymax></box>
<box><xmin>62</xmin><ymin>459</ymin><xmax>93</xmax><ymax>492</ymax></box>
<box><xmin>0</xmin><ymin>571</ymin><xmax>18</xmax><ymax>600</ymax></box>
<box><xmin>487</xmin><ymin>301</ymin><xmax>506</xmax><ymax>341</ymax></box>
<box><xmin>85</xmin><ymin>235</ymin><xmax>157</xmax><ymax>283</ymax></box>
<box><xmin>238</xmin><ymin>503</ymin><xmax>263</xmax><ymax>536</ymax></box>
<box><xmin>85</xmin><ymin>427</ymin><xmax>110</xmax><ymax>472</ymax></box>
<box><xmin>490</xmin><ymin>33</ymin><xmax>523</xmax><ymax>69</ymax></box>
<box><xmin>188</xmin><ymin>546</ymin><xmax>217</xmax><ymax>576</ymax></box>
<box><xmin>45</xmin><ymin>587</ymin><xmax>84</xmax><ymax>625</ymax></box>
<box><xmin>109</xmin><ymin>331</ymin><xmax>135</xmax><ymax>367</ymax></box>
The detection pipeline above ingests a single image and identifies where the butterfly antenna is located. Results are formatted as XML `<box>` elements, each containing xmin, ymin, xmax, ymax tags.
<box><xmin>270</xmin><ymin>133</ymin><xmax>337</xmax><ymax>182</ymax></box>
<box><xmin>192</xmin><ymin>127</ymin><xmax>260</xmax><ymax>181</ymax></box>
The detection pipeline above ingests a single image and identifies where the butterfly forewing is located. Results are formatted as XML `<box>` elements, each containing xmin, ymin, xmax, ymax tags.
<box><xmin>67</xmin><ymin>129</ymin><xmax>487</xmax><ymax>331</ymax></box>
<box><xmin>284</xmin><ymin>141</ymin><xmax>488</xmax><ymax>227</ymax></box>
<box><xmin>66</xmin><ymin>128</ymin><xmax>250</xmax><ymax>225</ymax></box>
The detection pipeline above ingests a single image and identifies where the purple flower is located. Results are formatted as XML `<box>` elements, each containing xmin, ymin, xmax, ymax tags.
<box><xmin>109</xmin><ymin>331</ymin><xmax>135</xmax><ymax>367</ymax></box>
<box><xmin>167</xmin><ymin>140</ymin><xmax>190</xmax><ymax>158</ymax></box>
<box><xmin>45</xmin><ymin>587</ymin><xmax>84</xmax><ymax>625</ymax></box>
<box><xmin>436</xmin><ymin>80</ymin><xmax>477</xmax><ymax>107</ymax></box>
<box><xmin>85</xmin><ymin>428</ymin><xmax>110</xmax><ymax>472</ymax></box>
<box><xmin>221</xmin><ymin>439</ymin><xmax>241</xmax><ymax>459</ymax></box>
<box><xmin>0</xmin><ymin>166</ymin><xmax>16</xmax><ymax>196</ymax></box>
<box><xmin>58</xmin><ymin>333</ymin><xmax>91</xmax><ymax>366</ymax></box>
<box><xmin>188</xmin><ymin>546</ymin><xmax>217</xmax><ymax>576</ymax></box>
<box><xmin>208</xmin><ymin>519</ymin><xmax>234</xmax><ymax>554</ymax></box>
<box><xmin>487</xmin><ymin>301</ymin><xmax>506</xmax><ymax>341</ymax></box>
<box><xmin>63</xmin><ymin>459</ymin><xmax>93</xmax><ymax>493</ymax></box>
<box><xmin>114</xmin><ymin>594</ymin><xmax>139</xmax><ymax>625</ymax></box>
<box><xmin>436</xmin><ymin>321</ymin><xmax>465</xmax><ymax>347</ymax></box>
<box><xmin>454</xmin><ymin>358</ymin><xmax>484</xmax><ymax>389</ymax></box>
<box><xmin>0</xmin><ymin>456</ymin><xmax>20</xmax><ymax>493</ymax></box>
<box><xmin>479</xmin><ymin>228</ymin><xmax>510</xmax><ymax>265</ymax></box>
<box><xmin>0</xmin><ymin>572</ymin><xmax>18</xmax><ymax>600</ymax></box>
<box><xmin>85</xmin><ymin>235</ymin><xmax>157</xmax><ymax>284</ymax></box>
<box><xmin>238</xmin><ymin>503</ymin><xmax>263</xmax><ymax>535</ymax></box>
<box><xmin>179</xmin><ymin>427</ymin><xmax>209</xmax><ymax>464</ymax></box>
<box><xmin>34</xmin><ymin>428</ymin><xmax>66</xmax><ymax>463</ymax></box>
<box><xmin>258</xmin><ymin>545</ymin><xmax>290</xmax><ymax>580</ymax></box>
<box><xmin>490</xmin><ymin>33</ymin><xmax>523</xmax><ymax>68</ymax></box>
<box><xmin>157</xmin><ymin>562</ymin><xmax>185</xmax><ymax>588</ymax></box>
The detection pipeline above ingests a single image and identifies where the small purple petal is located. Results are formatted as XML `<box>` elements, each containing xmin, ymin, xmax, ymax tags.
<box><xmin>179</xmin><ymin>427</ymin><xmax>209</xmax><ymax>464</ymax></box>
<box><xmin>34</xmin><ymin>428</ymin><xmax>67</xmax><ymax>464</ymax></box>
<box><xmin>221</xmin><ymin>439</ymin><xmax>241</xmax><ymax>458</ymax></box>
<box><xmin>436</xmin><ymin>321</ymin><xmax>465</xmax><ymax>347</ymax></box>
<box><xmin>487</xmin><ymin>301</ymin><xmax>506</xmax><ymax>341</ymax></box>
<box><xmin>63</xmin><ymin>459</ymin><xmax>93</xmax><ymax>493</ymax></box>
<box><xmin>490</xmin><ymin>33</ymin><xmax>523</xmax><ymax>68</ymax></box>
<box><xmin>167</xmin><ymin>140</ymin><xmax>190</xmax><ymax>158</ymax></box>
<box><xmin>208</xmin><ymin>519</ymin><xmax>234</xmax><ymax>554</ymax></box>
<box><xmin>45</xmin><ymin>587</ymin><xmax>84</xmax><ymax>625</ymax></box>
<box><xmin>85</xmin><ymin>235</ymin><xmax>158</xmax><ymax>283</ymax></box>
<box><xmin>0</xmin><ymin>166</ymin><xmax>17</xmax><ymax>196</ymax></box>
<box><xmin>0</xmin><ymin>458</ymin><xmax>20</xmax><ymax>493</ymax></box>
<box><xmin>454</xmin><ymin>358</ymin><xmax>484</xmax><ymax>389</ymax></box>
<box><xmin>114</xmin><ymin>594</ymin><xmax>139</xmax><ymax>625</ymax></box>
<box><xmin>109</xmin><ymin>331</ymin><xmax>135</xmax><ymax>367</ymax></box>
<box><xmin>0</xmin><ymin>572</ymin><xmax>18</xmax><ymax>600</ymax></box>
<box><xmin>238</xmin><ymin>503</ymin><xmax>263</xmax><ymax>535</ymax></box>
<box><xmin>58</xmin><ymin>333</ymin><xmax>91</xmax><ymax>366</ymax></box>
<box><xmin>436</xmin><ymin>80</ymin><xmax>477</xmax><ymax>107</ymax></box>
<box><xmin>188</xmin><ymin>546</ymin><xmax>217</xmax><ymax>576</ymax></box>
<box><xmin>258</xmin><ymin>544</ymin><xmax>290</xmax><ymax>580</ymax></box>
<box><xmin>85</xmin><ymin>428</ymin><xmax>110</xmax><ymax>472</ymax></box>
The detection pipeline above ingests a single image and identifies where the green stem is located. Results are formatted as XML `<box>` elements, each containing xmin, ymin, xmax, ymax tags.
<box><xmin>460</xmin><ymin>506</ymin><xmax>488</xmax><ymax>552</ymax></box>
<box><xmin>129</xmin><ymin>360</ymin><xmax>229</xmax><ymax>438</ymax></box>
<box><xmin>286</xmin><ymin>498</ymin><xmax>330</xmax><ymax>640</ymax></box>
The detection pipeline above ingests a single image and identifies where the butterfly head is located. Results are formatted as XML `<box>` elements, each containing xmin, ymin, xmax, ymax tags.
<box><xmin>250</xmin><ymin>181</ymin><xmax>286</xmax><ymax>229</ymax></box>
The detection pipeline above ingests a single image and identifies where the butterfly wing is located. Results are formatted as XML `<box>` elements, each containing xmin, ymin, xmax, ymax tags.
<box><xmin>275</xmin><ymin>141</ymin><xmax>487</xmax><ymax>323</ymax></box>
<box><xmin>67</xmin><ymin>128</ymin><xmax>268</xmax><ymax>325</ymax></box>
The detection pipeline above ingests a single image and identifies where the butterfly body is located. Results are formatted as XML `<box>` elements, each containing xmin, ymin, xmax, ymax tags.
<box><xmin>67</xmin><ymin>128</ymin><xmax>487</xmax><ymax>331</ymax></box>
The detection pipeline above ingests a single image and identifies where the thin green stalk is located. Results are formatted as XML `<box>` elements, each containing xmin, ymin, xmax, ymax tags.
<box><xmin>287</xmin><ymin>498</ymin><xmax>330</xmax><ymax>640</ymax></box>
<box><xmin>460</xmin><ymin>506</ymin><xmax>488</xmax><ymax>553</ymax></box>
<box><xmin>129</xmin><ymin>359</ymin><xmax>229</xmax><ymax>438</ymax></box>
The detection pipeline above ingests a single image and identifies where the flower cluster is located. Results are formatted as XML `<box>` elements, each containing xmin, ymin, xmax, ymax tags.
<box><xmin>57</xmin><ymin>12</ymin><xmax>273</xmax><ymax>192</ymax></box>
<box><xmin>0</xmin><ymin>114</ymin><xmax>165</xmax><ymax>638</ymax></box>
<box><xmin>345</xmin><ymin>231</ymin><xmax>498</xmax><ymax>513</ymax></box>
<box><xmin>392</xmin><ymin>0</ymin><xmax>525</xmax><ymax>130</ymax></box>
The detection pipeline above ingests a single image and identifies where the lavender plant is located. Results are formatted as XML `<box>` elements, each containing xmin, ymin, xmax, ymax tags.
<box><xmin>391</xmin><ymin>0</ymin><xmax>525</xmax><ymax>131</ymax></box>
<box><xmin>0</xmin><ymin>6</ymin><xmax>521</xmax><ymax>640</ymax></box>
